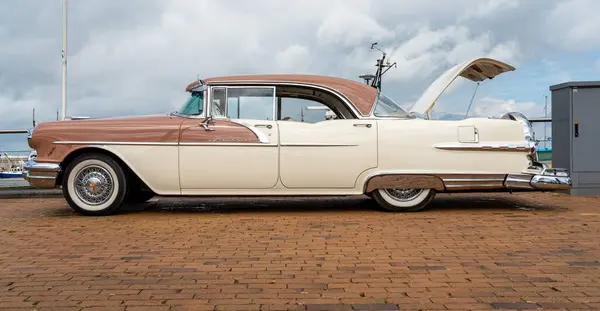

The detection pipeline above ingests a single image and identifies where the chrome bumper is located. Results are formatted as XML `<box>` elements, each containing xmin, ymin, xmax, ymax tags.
<box><xmin>22</xmin><ymin>160</ymin><xmax>61</xmax><ymax>189</ymax></box>
<box><xmin>505</xmin><ymin>168</ymin><xmax>572</xmax><ymax>191</ymax></box>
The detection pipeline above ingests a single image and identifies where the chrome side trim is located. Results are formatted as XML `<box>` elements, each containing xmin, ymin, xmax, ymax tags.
<box><xmin>229</xmin><ymin>120</ymin><xmax>270</xmax><ymax>144</ymax></box>
<box><xmin>53</xmin><ymin>141</ymin><xmax>179</xmax><ymax>146</ymax></box>
<box><xmin>438</xmin><ymin>174</ymin><xmax>507</xmax><ymax>191</ymax></box>
<box><xmin>280</xmin><ymin>143</ymin><xmax>358</xmax><ymax>147</ymax></box>
<box><xmin>22</xmin><ymin>160</ymin><xmax>61</xmax><ymax>189</ymax></box>
<box><xmin>53</xmin><ymin>141</ymin><xmax>279</xmax><ymax>147</ymax></box>
<box><xmin>179</xmin><ymin>142</ymin><xmax>277</xmax><ymax>147</ymax></box>
<box><xmin>445</xmin><ymin>184</ymin><xmax>505</xmax><ymax>189</ymax></box>
<box><xmin>442</xmin><ymin>178</ymin><xmax>505</xmax><ymax>182</ymax></box>
<box><xmin>434</xmin><ymin>142</ymin><xmax>532</xmax><ymax>152</ymax></box>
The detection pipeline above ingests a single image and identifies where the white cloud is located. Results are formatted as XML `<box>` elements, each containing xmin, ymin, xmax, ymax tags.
<box><xmin>316</xmin><ymin>7</ymin><xmax>393</xmax><ymax>48</ymax></box>
<box><xmin>472</xmin><ymin>96</ymin><xmax>540</xmax><ymax>118</ymax></box>
<box><xmin>546</xmin><ymin>0</ymin><xmax>600</xmax><ymax>51</ymax></box>
<box><xmin>275</xmin><ymin>45</ymin><xmax>311</xmax><ymax>72</ymax></box>
<box><xmin>457</xmin><ymin>0</ymin><xmax>520</xmax><ymax>22</ymax></box>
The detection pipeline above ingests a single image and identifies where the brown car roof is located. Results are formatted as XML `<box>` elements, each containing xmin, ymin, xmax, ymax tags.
<box><xmin>185</xmin><ymin>74</ymin><xmax>378</xmax><ymax>116</ymax></box>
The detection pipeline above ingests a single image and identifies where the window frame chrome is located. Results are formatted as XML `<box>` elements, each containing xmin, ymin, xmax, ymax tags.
<box><xmin>208</xmin><ymin>81</ymin><xmax>362</xmax><ymax>119</ymax></box>
<box><xmin>207</xmin><ymin>85</ymin><xmax>277</xmax><ymax>122</ymax></box>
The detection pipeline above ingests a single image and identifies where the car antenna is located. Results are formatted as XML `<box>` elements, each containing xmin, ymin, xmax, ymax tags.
<box><xmin>359</xmin><ymin>43</ymin><xmax>397</xmax><ymax>92</ymax></box>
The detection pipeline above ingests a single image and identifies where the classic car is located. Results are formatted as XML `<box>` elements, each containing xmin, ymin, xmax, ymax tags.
<box><xmin>23</xmin><ymin>57</ymin><xmax>572</xmax><ymax>216</ymax></box>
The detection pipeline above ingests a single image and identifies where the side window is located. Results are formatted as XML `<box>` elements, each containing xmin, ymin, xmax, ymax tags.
<box><xmin>279</xmin><ymin>98</ymin><xmax>339</xmax><ymax>123</ymax></box>
<box><xmin>211</xmin><ymin>87</ymin><xmax>226</xmax><ymax>117</ymax></box>
<box><xmin>210</xmin><ymin>87</ymin><xmax>275</xmax><ymax>120</ymax></box>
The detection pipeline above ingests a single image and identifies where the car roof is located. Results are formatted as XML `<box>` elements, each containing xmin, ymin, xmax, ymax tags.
<box><xmin>186</xmin><ymin>74</ymin><xmax>378</xmax><ymax>116</ymax></box>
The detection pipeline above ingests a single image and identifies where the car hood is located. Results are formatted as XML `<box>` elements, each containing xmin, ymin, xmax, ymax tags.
<box><xmin>408</xmin><ymin>57</ymin><xmax>515</xmax><ymax>116</ymax></box>
<box><xmin>29</xmin><ymin>114</ymin><xmax>185</xmax><ymax>151</ymax></box>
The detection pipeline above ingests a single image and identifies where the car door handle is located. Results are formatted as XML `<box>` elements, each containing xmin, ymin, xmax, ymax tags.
<box><xmin>255</xmin><ymin>124</ymin><xmax>272</xmax><ymax>129</ymax></box>
<box><xmin>353</xmin><ymin>123</ymin><xmax>372</xmax><ymax>128</ymax></box>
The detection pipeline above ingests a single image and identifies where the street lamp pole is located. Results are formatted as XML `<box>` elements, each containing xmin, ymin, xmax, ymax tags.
<box><xmin>61</xmin><ymin>0</ymin><xmax>68</xmax><ymax>120</ymax></box>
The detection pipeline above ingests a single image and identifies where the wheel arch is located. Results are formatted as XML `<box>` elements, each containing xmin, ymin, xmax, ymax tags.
<box><xmin>362</xmin><ymin>173</ymin><xmax>446</xmax><ymax>194</ymax></box>
<box><xmin>58</xmin><ymin>146</ymin><xmax>152</xmax><ymax>193</ymax></box>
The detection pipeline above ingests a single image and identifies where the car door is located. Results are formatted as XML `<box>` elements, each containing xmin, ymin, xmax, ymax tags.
<box><xmin>277</xmin><ymin>97</ymin><xmax>378</xmax><ymax>189</ymax></box>
<box><xmin>178</xmin><ymin>85</ymin><xmax>279</xmax><ymax>191</ymax></box>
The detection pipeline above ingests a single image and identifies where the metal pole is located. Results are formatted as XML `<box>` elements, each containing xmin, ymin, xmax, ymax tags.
<box><xmin>544</xmin><ymin>95</ymin><xmax>548</xmax><ymax>148</ymax></box>
<box><xmin>61</xmin><ymin>0</ymin><xmax>68</xmax><ymax>120</ymax></box>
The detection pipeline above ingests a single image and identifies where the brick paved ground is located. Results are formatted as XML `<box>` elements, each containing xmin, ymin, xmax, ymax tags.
<box><xmin>0</xmin><ymin>192</ymin><xmax>599</xmax><ymax>311</ymax></box>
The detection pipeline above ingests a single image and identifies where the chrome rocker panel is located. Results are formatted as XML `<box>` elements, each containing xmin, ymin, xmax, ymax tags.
<box><xmin>22</xmin><ymin>160</ymin><xmax>61</xmax><ymax>189</ymax></box>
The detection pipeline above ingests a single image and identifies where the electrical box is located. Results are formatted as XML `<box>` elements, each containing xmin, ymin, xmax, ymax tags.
<box><xmin>550</xmin><ymin>81</ymin><xmax>600</xmax><ymax>195</ymax></box>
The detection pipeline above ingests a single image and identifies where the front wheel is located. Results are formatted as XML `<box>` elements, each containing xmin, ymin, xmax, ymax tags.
<box><xmin>62</xmin><ymin>153</ymin><xmax>128</xmax><ymax>216</ymax></box>
<box><xmin>371</xmin><ymin>188</ymin><xmax>435</xmax><ymax>212</ymax></box>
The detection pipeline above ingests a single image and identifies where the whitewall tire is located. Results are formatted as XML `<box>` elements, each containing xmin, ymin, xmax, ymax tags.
<box><xmin>62</xmin><ymin>154</ymin><xmax>128</xmax><ymax>216</ymax></box>
<box><xmin>372</xmin><ymin>188</ymin><xmax>436</xmax><ymax>212</ymax></box>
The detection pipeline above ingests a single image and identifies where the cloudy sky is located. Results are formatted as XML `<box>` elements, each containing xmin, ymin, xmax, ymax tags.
<box><xmin>1</xmin><ymin>0</ymin><xmax>600</xmax><ymax>152</ymax></box>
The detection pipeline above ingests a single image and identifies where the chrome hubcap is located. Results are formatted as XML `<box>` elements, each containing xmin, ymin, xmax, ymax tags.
<box><xmin>74</xmin><ymin>165</ymin><xmax>114</xmax><ymax>206</ymax></box>
<box><xmin>384</xmin><ymin>188</ymin><xmax>423</xmax><ymax>201</ymax></box>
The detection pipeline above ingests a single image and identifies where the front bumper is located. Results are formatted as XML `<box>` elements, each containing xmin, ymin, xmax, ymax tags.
<box><xmin>505</xmin><ymin>168</ymin><xmax>572</xmax><ymax>191</ymax></box>
<box><xmin>22</xmin><ymin>160</ymin><xmax>61</xmax><ymax>189</ymax></box>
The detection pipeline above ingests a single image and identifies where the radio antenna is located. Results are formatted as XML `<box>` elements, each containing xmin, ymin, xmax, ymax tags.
<box><xmin>359</xmin><ymin>43</ymin><xmax>396</xmax><ymax>91</ymax></box>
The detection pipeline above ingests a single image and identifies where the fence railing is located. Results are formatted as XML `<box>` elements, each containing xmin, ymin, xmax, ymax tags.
<box><xmin>0</xmin><ymin>130</ymin><xmax>28</xmax><ymax>134</ymax></box>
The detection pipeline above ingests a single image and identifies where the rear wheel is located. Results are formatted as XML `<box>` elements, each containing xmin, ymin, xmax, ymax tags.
<box><xmin>62</xmin><ymin>153</ymin><xmax>127</xmax><ymax>216</ymax></box>
<box><xmin>372</xmin><ymin>188</ymin><xmax>435</xmax><ymax>212</ymax></box>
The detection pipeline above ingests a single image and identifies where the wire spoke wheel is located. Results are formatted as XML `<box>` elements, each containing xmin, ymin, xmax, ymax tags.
<box><xmin>63</xmin><ymin>154</ymin><xmax>128</xmax><ymax>216</ymax></box>
<box><xmin>74</xmin><ymin>165</ymin><xmax>115</xmax><ymax>206</ymax></box>
<box><xmin>384</xmin><ymin>188</ymin><xmax>424</xmax><ymax>202</ymax></box>
<box><xmin>372</xmin><ymin>187</ymin><xmax>435</xmax><ymax>212</ymax></box>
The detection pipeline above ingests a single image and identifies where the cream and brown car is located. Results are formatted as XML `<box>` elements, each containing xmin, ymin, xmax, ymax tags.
<box><xmin>24</xmin><ymin>57</ymin><xmax>571</xmax><ymax>216</ymax></box>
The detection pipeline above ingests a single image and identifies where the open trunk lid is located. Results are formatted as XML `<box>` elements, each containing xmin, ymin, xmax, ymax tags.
<box><xmin>408</xmin><ymin>57</ymin><xmax>515</xmax><ymax>117</ymax></box>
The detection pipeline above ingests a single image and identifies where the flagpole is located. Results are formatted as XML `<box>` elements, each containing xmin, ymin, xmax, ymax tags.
<box><xmin>61</xmin><ymin>0</ymin><xmax>68</xmax><ymax>120</ymax></box>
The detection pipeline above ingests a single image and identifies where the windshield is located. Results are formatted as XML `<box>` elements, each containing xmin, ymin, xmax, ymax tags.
<box><xmin>177</xmin><ymin>92</ymin><xmax>204</xmax><ymax>115</ymax></box>
<box><xmin>373</xmin><ymin>92</ymin><xmax>411</xmax><ymax>118</ymax></box>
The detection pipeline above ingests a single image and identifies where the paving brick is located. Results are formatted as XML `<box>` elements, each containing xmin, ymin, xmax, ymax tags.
<box><xmin>171</xmin><ymin>306</ymin><xmax>216</xmax><ymax>311</ymax></box>
<box><xmin>490</xmin><ymin>302</ymin><xmax>540</xmax><ymax>309</ymax></box>
<box><xmin>305</xmin><ymin>304</ymin><xmax>353</xmax><ymax>311</ymax></box>
<box><xmin>351</xmin><ymin>304</ymin><xmax>399</xmax><ymax>310</ymax></box>
<box><xmin>1</xmin><ymin>194</ymin><xmax>600</xmax><ymax>311</ymax></box>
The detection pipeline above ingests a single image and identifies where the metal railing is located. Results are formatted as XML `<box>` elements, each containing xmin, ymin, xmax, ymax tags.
<box><xmin>0</xmin><ymin>130</ymin><xmax>27</xmax><ymax>134</ymax></box>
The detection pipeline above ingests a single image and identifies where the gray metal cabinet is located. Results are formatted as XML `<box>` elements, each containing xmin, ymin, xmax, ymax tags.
<box><xmin>550</xmin><ymin>81</ymin><xmax>600</xmax><ymax>195</ymax></box>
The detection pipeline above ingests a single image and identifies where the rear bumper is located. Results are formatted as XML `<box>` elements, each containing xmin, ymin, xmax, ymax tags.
<box><xmin>505</xmin><ymin>168</ymin><xmax>572</xmax><ymax>191</ymax></box>
<box><xmin>22</xmin><ymin>160</ymin><xmax>61</xmax><ymax>189</ymax></box>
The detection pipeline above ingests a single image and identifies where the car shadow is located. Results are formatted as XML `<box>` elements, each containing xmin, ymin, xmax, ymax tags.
<box><xmin>119</xmin><ymin>196</ymin><xmax>373</xmax><ymax>215</ymax></box>
<box><xmin>425</xmin><ymin>193</ymin><xmax>566</xmax><ymax>212</ymax></box>
<box><xmin>114</xmin><ymin>193</ymin><xmax>563</xmax><ymax>215</ymax></box>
